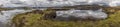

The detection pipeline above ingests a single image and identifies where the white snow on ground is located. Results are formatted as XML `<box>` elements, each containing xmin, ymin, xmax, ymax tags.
<box><xmin>0</xmin><ymin>0</ymin><xmax>120</xmax><ymax>7</ymax></box>
<box><xmin>0</xmin><ymin>9</ymin><xmax>32</xmax><ymax>24</ymax></box>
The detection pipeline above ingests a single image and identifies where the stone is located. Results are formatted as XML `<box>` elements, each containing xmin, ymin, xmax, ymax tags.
<box><xmin>55</xmin><ymin>9</ymin><xmax>108</xmax><ymax>21</ymax></box>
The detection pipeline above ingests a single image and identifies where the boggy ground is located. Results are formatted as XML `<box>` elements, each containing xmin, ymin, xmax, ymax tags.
<box><xmin>12</xmin><ymin>6</ymin><xmax>120</xmax><ymax>27</ymax></box>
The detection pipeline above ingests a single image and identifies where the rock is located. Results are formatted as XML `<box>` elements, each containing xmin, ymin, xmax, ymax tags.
<box><xmin>55</xmin><ymin>9</ymin><xmax>108</xmax><ymax>21</ymax></box>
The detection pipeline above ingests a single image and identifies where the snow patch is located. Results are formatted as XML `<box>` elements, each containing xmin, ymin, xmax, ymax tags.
<box><xmin>0</xmin><ymin>0</ymin><xmax>120</xmax><ymax>7</ymax></box>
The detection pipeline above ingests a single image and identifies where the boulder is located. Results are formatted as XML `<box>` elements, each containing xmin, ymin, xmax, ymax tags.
<box><xmin>55</xmin><ymin>9</ymin><xmax>108</xmax><ymax>21</ymax></box>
